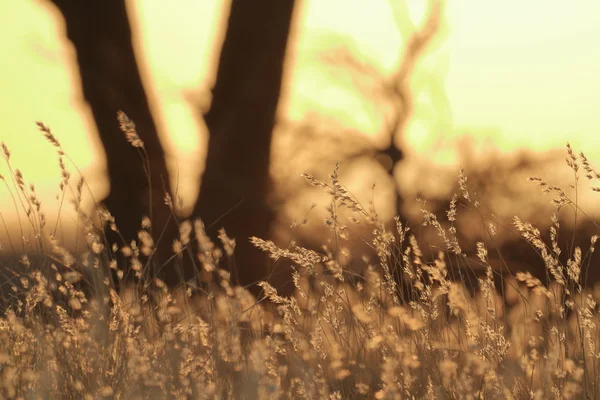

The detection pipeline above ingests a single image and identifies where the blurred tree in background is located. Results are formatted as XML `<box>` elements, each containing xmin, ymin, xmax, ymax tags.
<box><xmin>48</xmin><ymin>0</ymin><xmax>175</xmax><ymax>287</ymax></box>
<box><xmin>47</xmin><ymin>0</ymin><xmax>295</xmax><ymax>293</ymax></box>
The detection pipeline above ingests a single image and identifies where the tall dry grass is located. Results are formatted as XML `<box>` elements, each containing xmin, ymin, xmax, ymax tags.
<box><xmin>0</xmin><ymin>116</ymin><xmax>599</xmax><ymax>399</ymax></box>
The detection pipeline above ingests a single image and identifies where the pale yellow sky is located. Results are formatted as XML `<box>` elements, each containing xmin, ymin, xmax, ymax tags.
<box><xmin>1</xmin><ymin>0</ymin><xmax>599</xmax><ymax>249</ymax></box>
<box><xmin>446</xmin><ymin>1</ymin><xmax>600</xmax><ymax>150</ymax></box>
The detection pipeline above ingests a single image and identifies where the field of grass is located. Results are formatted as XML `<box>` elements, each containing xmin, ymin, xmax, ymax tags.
<box><xmin>0</xmin><ymin>121</ymin><xmax>599</xmax><ymax>399</ymax></box>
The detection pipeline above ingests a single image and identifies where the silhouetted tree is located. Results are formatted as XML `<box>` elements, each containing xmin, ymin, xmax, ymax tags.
<box><xmin>48</xmin><ymin>0</ymin><xmax>296</xmax><ymax>293</ymax></box>
<box><xmin>193</xmin><ymin>0</ymin><xmax>295</xmax><ymax>293</ymax></box>
<box><xmin>48</xmin><ymin>0</ymin><xmax>174</xmax><ymax>282</ymax></box>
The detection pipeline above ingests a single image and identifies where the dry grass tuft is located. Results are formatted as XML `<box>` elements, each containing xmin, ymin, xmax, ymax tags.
<box><xmin>1</xmin><ymin>123</ymin><xmax>600</xmax><ymax>398</ymax></box>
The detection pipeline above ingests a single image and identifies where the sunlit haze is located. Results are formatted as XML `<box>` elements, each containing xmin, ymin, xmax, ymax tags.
<box><xmin>1</xmin><ymin>0</ymin><xmax>599</xmax><ymax>249</ymax></box>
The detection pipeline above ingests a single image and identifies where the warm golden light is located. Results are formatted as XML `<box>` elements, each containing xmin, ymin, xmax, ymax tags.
<box><xmin>1</xmin><ymin>0</ymin><xmax>599</xmax><ymax>248</ymax></box>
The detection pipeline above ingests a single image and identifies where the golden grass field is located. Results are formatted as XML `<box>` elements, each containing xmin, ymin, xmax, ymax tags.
<box><xmin>1</xmin><ymin>119</ymin><xmax>599</xmax><ymax>399</ymax></box>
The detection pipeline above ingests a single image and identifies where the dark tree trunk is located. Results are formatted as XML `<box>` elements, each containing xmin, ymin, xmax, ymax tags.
<box><xmin>49</xmin><ymin>1</ymin><xmax>174</xmax><ymax>281</ymax></box>
<box><xmin>193</xmin><ymin>0</ymin><xmax>295</xmax><ymax>293</ymax></box>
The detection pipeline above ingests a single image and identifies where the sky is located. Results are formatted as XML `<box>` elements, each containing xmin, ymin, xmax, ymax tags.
<box><xmin>0</xmin><ymin>0</ymin><xmax>599</xmax><ymax>250</ymax></box>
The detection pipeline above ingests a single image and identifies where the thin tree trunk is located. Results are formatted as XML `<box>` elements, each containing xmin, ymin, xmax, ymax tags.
<box><xmin>193</xmin><ymin>0</ymin><xmax>295</xmax><ymax>294</ymax></box>
<box><xmin>50</xmin><ymin>0</ymin><xmax>174</xmax><ymax>281</ymax></box>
